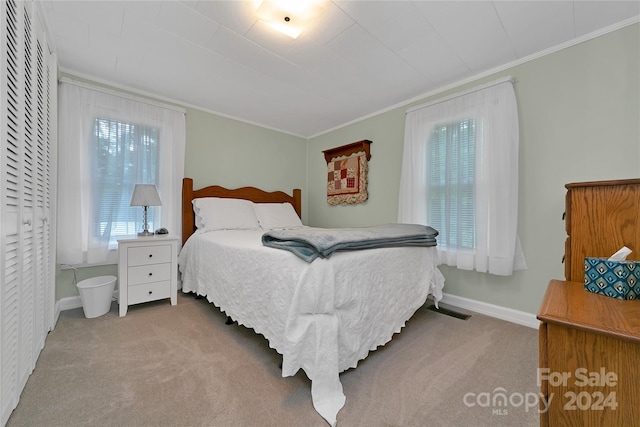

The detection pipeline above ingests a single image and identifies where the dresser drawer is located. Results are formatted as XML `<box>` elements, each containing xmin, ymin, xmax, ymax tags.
<box><xmin>128</xmin><ymin>244</ymin><xmax>172</xmax><ymax>266</ymax></box>
<box><xmin>128</xmin><ymin>280</ymin><xmax>171</xmax><ymax>305</ymax></box>
<box><xmin>128</xmin><ymin>263</ymin><xmax>171</xmax><ymax>286</ymax></box>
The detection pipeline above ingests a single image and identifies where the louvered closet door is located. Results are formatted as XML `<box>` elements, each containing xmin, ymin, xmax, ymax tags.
<box><xmin>33</xmin><ymin>13</ymin><xmax>55</xmax><ymax>359</ymax></box>
<box><xmin>1</xmin><ymin>1</ymin><xmax>56</xmax><ymax>425</ymax></box>
<box><xmin>1</xmin><ymin>0</ymin><xmax>25</xmax><ymax>422</ymax></box>
<box><xmin>19</xmin><ymin>0</ymin><xmax>35</xmax><ymax>394</ymax></box>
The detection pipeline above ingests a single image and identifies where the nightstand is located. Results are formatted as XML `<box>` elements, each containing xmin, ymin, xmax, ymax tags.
<box><xmin>117</xmin><ymin>235</ymin><xmax>179</xmax><ymax>317</ymax></box>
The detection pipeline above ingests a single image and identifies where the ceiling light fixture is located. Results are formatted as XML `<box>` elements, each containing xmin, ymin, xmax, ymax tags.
<box><xmin>255</xmin><ymin>0</ymin><xmax>326</xmax><ymax>39</ymax></box>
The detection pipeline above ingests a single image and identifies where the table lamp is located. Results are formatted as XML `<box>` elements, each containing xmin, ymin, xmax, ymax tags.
<box><xmin>130</xmin><ymin>184</ymin><xmax>162</xmax><ymax>236</ymax></box>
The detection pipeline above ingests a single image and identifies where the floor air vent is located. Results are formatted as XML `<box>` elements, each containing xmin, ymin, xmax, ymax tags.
<box><xmin>427</xmin><ymin>305</ymin><xmax>471</xmax><ymax>320</ymax></box>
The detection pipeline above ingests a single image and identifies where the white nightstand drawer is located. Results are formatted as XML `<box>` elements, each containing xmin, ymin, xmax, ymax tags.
<box><xmin>128</xmin><ymin>281</ymin><xmax>171</xmax><ymax>305</ymax></box>
<box><xmin>128</xmin><ymin>244</ymin><xmax>172</xmax><ymax>266</ymax></box>
<box><xmin>128</xmin><ymin>263</ymin><xmax>171</xmax><ymax>285</ymax></box>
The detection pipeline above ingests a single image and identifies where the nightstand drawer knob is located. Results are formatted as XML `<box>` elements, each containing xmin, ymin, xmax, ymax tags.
<box><xmin>148</xmin><ymin>291</ymin><xmax>153</xmax><ymax>295</ymax></box>
<box><xmin>148</xmin><ymin>254</ymin><xmax>153</xmax><ymax>258</ymax></box>
<box><xmin>148</xmin><ymin>272</ymin><xmax>153</xmax><ymax>276</ymax></box>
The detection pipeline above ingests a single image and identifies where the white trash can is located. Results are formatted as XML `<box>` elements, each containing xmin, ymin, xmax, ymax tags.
<box><xmin>76</xmin><ymin>275</ymin><xmax>117</xmax><ymax>318</ymax></box>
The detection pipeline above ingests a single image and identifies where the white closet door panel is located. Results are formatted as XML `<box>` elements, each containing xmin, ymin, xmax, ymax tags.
<box><xmin>32</xmin><ymin>23</ymin><xmax>48</xmax><ymax>357</ymax></box>
<box><xmin>45</xmin><ymin>43</ymin><xmax>56</xmax><ymax>335</ymax></box>
<box><xmin>18</xmin><ymin>0</ymin><xmax>35</xmax><ymax>391</ymax></box>
<box><xmin>1</xmin><ymin>0</ymin><xmax>23</xmax><ymax>423</ymax></box>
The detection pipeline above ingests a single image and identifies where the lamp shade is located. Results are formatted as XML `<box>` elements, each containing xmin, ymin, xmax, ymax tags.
<box><xmin>130</xmin><ymin>184</ymin><xmax>162</xmax><ymax>207</ymax></box>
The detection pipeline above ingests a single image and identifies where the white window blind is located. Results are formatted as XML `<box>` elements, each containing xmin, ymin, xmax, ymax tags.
<box><xmin>93</xmin><ymin>117</ymin><xmax>159</xmax><ymax>244</ymax></box>
<box><xmin>428</xmin><ymin>119</ymin><xmax>476</xmax><ymax>251</ymax></box>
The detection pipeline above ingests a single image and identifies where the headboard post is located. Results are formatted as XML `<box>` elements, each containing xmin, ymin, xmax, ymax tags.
<box><xmin>293</xmin><ymin>189</ymin><xmax>302</xmax><ymax>219</ymax></box>
<box><xmin>182</xmin><ymin>178</ymin><xmax>195</xmax><ymax>245</ymax></box>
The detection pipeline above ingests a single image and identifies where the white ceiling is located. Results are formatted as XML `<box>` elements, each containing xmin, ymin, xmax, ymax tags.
<box><xmin>40</xmin><ymin>1</ymin><xmax>639</xmax><ymax>138</ymax></box>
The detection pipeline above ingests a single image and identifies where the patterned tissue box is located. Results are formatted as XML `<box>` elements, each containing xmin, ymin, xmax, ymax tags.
<box><xmin>584</xmin><ymin>258</ymin><xmax>640</xmax><ymax>300</ymax></box>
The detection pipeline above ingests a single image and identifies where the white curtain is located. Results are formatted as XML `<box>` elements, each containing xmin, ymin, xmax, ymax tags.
<box><xmin>398</xmin><ymin>78</ymin><xmax>526</xmax><ymax>276</ymax></box>
<box><xmin>57</xmin><ymin>80</ymin><xmax>186</xmax><ymax>265</ymax></box>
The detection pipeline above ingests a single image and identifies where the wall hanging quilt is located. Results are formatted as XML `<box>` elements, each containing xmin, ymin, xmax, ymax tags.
<box><xmin>327</xmin><ymin>151</ymin><xmax>368</xmax><ymax>205</ymax></box>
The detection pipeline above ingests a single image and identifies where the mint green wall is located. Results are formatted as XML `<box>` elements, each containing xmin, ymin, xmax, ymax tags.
<box><xmin>56</xmin><ymin>264</ymin><xmax>118</xmax><ymax>300</ymax></box>
<box><xmin>184</xmin><ymin>108</ymin><xmax>307</xmax><ymax>199</ymax></box>
<box><xmin>306</xmin><ymin>24</ymin><xmax>640</xmax><ymax>314</ymax></box>
<box><xmin>306</xmin><ymin>111</ymin><xmax>407</xmax><ymax>228</ymax></box>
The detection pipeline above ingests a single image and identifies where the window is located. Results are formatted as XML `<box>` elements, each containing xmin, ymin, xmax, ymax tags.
<box><xmin>398</xmin><ymin>78</ymin><xmax>526</xmax><ymax>276</ymax></box>
<box><xmin>428</xmin><ymin>119</ymin><xmax>476</xmax><ymax>251</ymax></box>
<box><xmin>93</xmin><ymin>118</ymin><xmax>159</xmax><ymax>244</ymax></box>
<box><xmin>57</xmin><ymin>80</ymin><xmax>185</xmax><ymax>266</ymax></box>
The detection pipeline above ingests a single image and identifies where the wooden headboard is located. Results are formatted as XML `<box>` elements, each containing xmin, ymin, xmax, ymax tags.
<box><xmin>182</xmin><ymin>178</ymin><xmax>302</xmax><ymax>245</ymax></box>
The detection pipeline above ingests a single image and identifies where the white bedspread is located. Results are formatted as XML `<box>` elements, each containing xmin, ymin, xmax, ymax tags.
<box><xmin>178</xmin><ymin>229</ymin><xmax>444</xmax><ymax>426</ymax></box>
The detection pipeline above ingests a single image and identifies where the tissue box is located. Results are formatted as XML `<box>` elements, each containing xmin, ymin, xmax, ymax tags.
<box><xmin>584</xmin><ymin>258</ymin><xmax>640</xmax><ymax>300</ymax></box>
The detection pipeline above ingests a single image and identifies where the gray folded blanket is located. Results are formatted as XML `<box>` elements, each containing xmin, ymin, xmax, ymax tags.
<box><xmin>262</xmin><ymin>223</ymin><xmax>438</xmax><ymax>262</ymax></box>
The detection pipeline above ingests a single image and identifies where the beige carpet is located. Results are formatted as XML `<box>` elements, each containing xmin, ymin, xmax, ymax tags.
<box><xmin>7</xmin><ymin>292</ymin><xmax>540</xmax><ymax>427</ymax></box>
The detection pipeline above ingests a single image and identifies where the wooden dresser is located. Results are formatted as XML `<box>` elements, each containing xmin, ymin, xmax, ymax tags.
<box><xmin>564</xmin><ymin>179</ymin><xmax>640</xmax><ymax>282</ymax></box>
<box><xmin>538</xmin><ymin>280</ymin><xmax>640</xmax><ymax>426</ymax></box>
<box><xmin>538</xmin><ymin>178</ymin><xmax>640</xmax><ymax>426</ymax></box>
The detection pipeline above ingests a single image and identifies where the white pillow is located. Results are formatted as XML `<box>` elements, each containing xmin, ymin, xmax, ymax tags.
<box><xmin>255</xmin><ymin>203</ymin><xmax>303</xmax><ymax>230</ymax></box>
<box><xmin>192</xmin><ymin>197</ymin><xmax>260</xmax><ymax>230</ymax></box>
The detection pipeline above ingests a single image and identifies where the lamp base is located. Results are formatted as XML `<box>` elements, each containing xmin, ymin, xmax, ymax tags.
<box><xmin>138</xmin><ymin>230</ymin><xmax>154</xmax><ymax>236</ymax></box>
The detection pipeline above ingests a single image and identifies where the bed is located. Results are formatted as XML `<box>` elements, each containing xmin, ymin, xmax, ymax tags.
<box><xmin>178</xmin><ymin>178</ymin><xmax>445</xmax><ymax>426</ymax></box>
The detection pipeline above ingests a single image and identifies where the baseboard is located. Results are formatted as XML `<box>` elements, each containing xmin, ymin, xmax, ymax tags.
<box><xmin>58</xmin><ymin>295</ymin><xmax>84</xmax><ymax>311</ymax></box>
<box><xmin>439</xmin><ymin>292</ymin><xmax>539</xmax><ymax>329</ymax></box>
